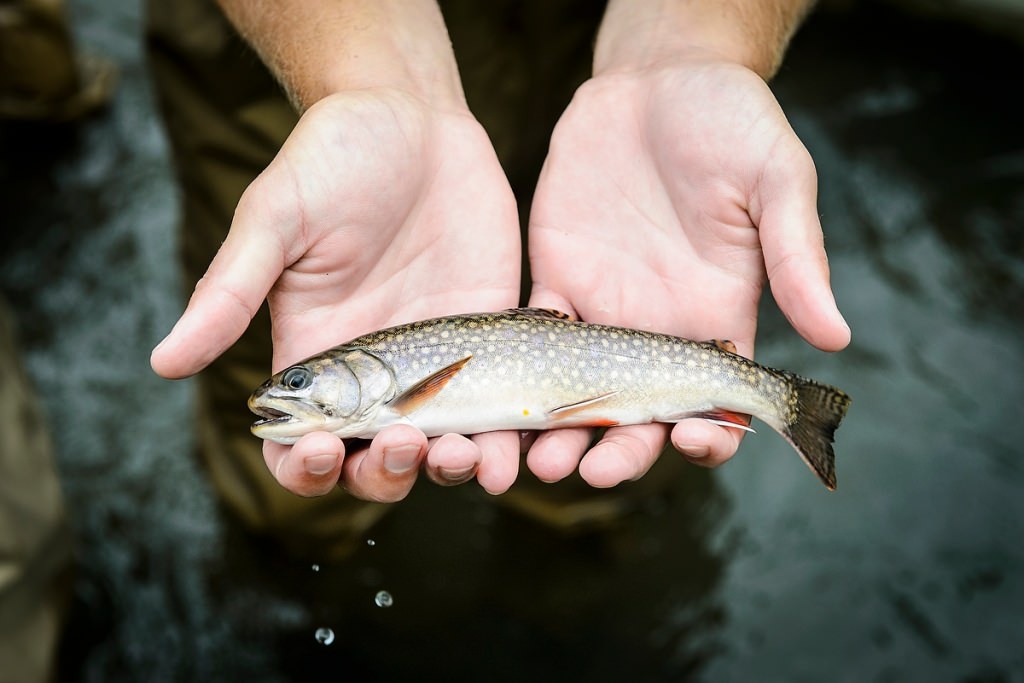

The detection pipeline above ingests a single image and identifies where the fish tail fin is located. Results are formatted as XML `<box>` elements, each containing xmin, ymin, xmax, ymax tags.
<box><xmin>781</xmin><ymin>375</ymin><xmax>851</xmax><ymax>491</ymax></box>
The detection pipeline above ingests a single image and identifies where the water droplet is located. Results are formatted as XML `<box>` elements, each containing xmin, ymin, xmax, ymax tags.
<box><xmin>311</xmin><ymin>564</ymin><xmax>320</xmax><ymax>572</ymax></box>
<box><xmin>314</xmin><ymin>627</ymin><xmax>335</xmax><ymax>645</ymax></box>
<box><xmin>374</xmin><ymin>590</ymin><xmax>393</xmax><ymax>608</ymax></box>
<box><xmin>366</xmin><ymin>539</ymin><xmax>376</xmax><ymax>547</ymax></box>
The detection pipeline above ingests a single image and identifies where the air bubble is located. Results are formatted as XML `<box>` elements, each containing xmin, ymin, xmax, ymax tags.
<box><xmin>314</xmin><ymin>627</ymin><xmax>335</xmax><ymax>645</ymax></box>
<box><xmin>374</xmin><ymin>590</ymin><xmax>394</xmax><ymax>608</ymax></box>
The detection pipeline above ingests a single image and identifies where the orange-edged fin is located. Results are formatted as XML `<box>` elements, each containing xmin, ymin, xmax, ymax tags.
<box><xmin>389</xmin><ymin>356</ymin><xmax>472</xmax><ymax>415</ymax></box>
<box><xmin>705</xmin><ymin>339</ymin><xmax>738</xmax><ymax>354</ymax></box>
<box><xmin>546</xmin><ymin>390</ymin><xmax>621</xmax><ymax>424</ymax></box>
<box><xmin>694</xmin><ymin>409</ymin><xmax>756</xmax><ymax>434</ymax></box>
<box><xmin>576</xmin><ymin>417</ymin><xmax>620</xmax><ymax>428</ymax></box>
<box><xmin>507</xmin><ymin>307</ymin><xmax>577</xmax><ymax>321</ymax></box>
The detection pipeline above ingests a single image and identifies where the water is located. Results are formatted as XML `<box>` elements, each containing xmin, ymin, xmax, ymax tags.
<box><xmin>1</xmin><ymin>2</ymin><xmax>1022</xmax><ymax>682</ymax></box>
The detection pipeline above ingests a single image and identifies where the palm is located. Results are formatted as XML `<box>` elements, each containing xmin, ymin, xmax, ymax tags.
<box><xmin>257</xmin><ymin>92</ymin><xmax>520</xmax><ymax>368</ymax></box>
<box><xmin>533</xmin><ymin>63</ymin><xmax>803</xmax><ymax>348</ymax></box>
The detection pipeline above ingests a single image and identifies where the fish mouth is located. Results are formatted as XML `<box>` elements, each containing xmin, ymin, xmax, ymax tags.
<box><xmin>246</xmin><ymin>393</ymin><xmax>303</xmax><ymax>430</ymax></box>
<box><xmin>247</xmin><ymin>393</ymin><xmax>329</xmax><ymax>444</ymax></box>
<box><xmin>250</xmin><ymin>405</ymin><xmax>293</xmax><ymax>428</ymax></box>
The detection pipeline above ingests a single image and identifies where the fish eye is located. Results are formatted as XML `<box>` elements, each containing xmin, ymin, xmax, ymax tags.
<box><xmin>281</xmin><ymin>366</ymin><xmax>313</xmax><ymax>391</ymax></box>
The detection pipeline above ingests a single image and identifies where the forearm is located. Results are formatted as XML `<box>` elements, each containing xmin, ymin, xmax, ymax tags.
<box><xmin>594</xmin><ymin>0</ymin><xmax>816</xmax><ymax>79</ymax></box>
<box><xmin>215</xmin><ymin>0</ymin><xmax>464</xmax><ymax>111</ymax></box>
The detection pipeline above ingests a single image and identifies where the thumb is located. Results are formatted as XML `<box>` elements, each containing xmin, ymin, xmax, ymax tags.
<box><xmin>151</xmin><ymin>183</ymin><xmax>288</xmax><ymax>379</ymax></box>
<box><xmin>755</xmin><ymin>147</ymin><xmax>851</xmax><ymax>352</ymax></box>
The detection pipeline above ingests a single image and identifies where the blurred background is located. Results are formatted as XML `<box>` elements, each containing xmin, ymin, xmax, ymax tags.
<box><xmin>1</xmin><ymin>0</ymin><xmax>1022</xmax><ymax>681</ymax></box>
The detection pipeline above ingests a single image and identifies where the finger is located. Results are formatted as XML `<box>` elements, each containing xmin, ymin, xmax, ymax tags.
<box><xmin>150</xmin><ymin>180</ymin><xmax>289</xmax><ymax>379</ymax></box>
<box><xmin>525</xmin><ymin>428</ymin><xmax>591</xmax><ymax>483</ymax></box>
<box><xmin>754</xmin><ymin>145</ymin><xmax>851</xmax><ymax>352</ymax></box>
<box><xmin>263</xmin><ymin>431</ymin><xmax>344</xmax><ymax>497</ymax></box>
<box><xmin>670</xmin><ymin>418</ymin><xmax>744</xmax><ymax>468</ymax></box>
<box><xmin>519</xmin><ymin>290</ymin><xmax>590</xmax><ymax>485</ymax></box>
<box><xmin>339</xmin><ymin>424</ymin><xmax>428</xmax><ymax>502</ymax></box>
<box><xmin>424</xmin><ymin>433</ymin><xmax>482</xmax><ymax>486</ymax></box>
<box><xmin>525</xmin><ymin>285</ymin><xmax>578</xmax><ymax>320</ymax></box>
<box><xmin>577</xmin><ymin>423</ymin><xmax>669</xmax><ymax>488</ymax></box>
<box><xmin>473</xmin><ymin>430</ymin><xmax>522</xmax><ymax>495</ymax></box>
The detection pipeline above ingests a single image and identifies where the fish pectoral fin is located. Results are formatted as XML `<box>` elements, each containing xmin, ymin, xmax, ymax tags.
<box><xmin>507</xmin><ymin>307</ymin><xmax>577</xmax><ymax>321</ymax></box>
<box><xmin>704</xmin><ymin>339</ymin><xmax>738</xmax><ymax>354</ymax></box>
<box><xmin>546</xmin><ymin>391</ymin><xmax>621</xmax><ymax>426</ymax></box>
<box><xmin>388</xmin><ymin>356</ymin><xmax>472</xmax><ymax>416</ymax></box>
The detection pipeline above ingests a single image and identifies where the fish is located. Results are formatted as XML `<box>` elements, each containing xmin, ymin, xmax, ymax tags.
<box><xmin>248</xmin><ymin>308</ymin><xmax>851</xmax><ymax>489</ymax></box>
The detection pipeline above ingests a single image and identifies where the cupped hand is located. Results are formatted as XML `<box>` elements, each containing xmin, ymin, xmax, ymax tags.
<box><xmin>524</xmin><ymin>59</ymin><xmax>851</xmax><ymax>488</ymax></box>
<box><xmin>151</xmin><ymin>89</ymin><xmax>521</xmax><ymax>501</ymax></box>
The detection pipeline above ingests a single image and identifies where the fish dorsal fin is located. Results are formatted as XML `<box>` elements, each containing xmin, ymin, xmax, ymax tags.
<box><xmin>546</xmin><ymin>390</ymin><xmax>622</xmax><ymax>426</ymax></box>
<box><xmin>704</xmin><ymin>339</ymin><xmax>738</xmax><ymax>354</ymax></box>
<box><xmin>388</xmin><ymin>355</ymin><xmax>472</xmax><ymax>415</ymax></box>
<box><xmin>506</xmin><ymin>307</ymin><xmax>576</xmax><ymax>321</ymax></box>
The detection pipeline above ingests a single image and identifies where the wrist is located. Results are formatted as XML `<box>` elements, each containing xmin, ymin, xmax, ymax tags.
<box><xmin>307</xmin><ymin>5</ymin><xmax>467</xmax><ymax>113</ymax></box>
<box><xmin>594</xmin><ymin>0</ymin><xmax>815</xmax><ymax>80</ymax></box>
<box><xmin>217</xmin><ymin>0</ymin><xmax>467</xmax><ymax>112</ymax></box>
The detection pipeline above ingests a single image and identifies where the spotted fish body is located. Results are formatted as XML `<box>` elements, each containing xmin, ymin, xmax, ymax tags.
<box><xmin>249</xmin><ymin>308</ymin><xmax>851</xmax><ymax>488</ymax></box>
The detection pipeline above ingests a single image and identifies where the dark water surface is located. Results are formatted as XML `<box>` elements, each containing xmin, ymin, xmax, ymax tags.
<box><xmin>2</xmin><ymin>2</ymin><xmax>1022</xmax><ymax>681</ymax></box>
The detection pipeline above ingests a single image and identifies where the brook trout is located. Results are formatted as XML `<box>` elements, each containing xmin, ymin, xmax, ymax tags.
<box><xmin>249</xmin><ymin>308</ymin><xmax>851</xmax><ymax>489</ymax></box>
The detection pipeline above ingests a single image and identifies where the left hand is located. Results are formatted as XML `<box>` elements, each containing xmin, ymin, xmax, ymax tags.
<box><xmin>519</xmin><ymin>58</ymin><xmax>850</xmax><ymax>488</ymax></box>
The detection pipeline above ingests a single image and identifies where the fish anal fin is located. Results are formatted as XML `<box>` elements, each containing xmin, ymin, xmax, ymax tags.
<box><xmin>507</xmin><ymin>307</ymin><xmax>577</xmax><ymax>322</ymax></box>
<box><xmin>389</xmin><ymin>356</ymin><xmax>472</xmax><ymax>415</ymax></box>
<box><xmin>692</xmin><ymin>409</ymin><xmax>756</xmax><ymax>434</ymax></box>
<box><xmin>546</xmin><ymin>390</ymin><xmax>621</xmax><ymax>425</ymax></box>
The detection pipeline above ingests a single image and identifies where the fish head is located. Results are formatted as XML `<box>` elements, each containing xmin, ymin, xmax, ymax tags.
<box><xmin>248</xmin><ymin>349</ymin><xmax>397</xmax><ymax>444</ymax></box>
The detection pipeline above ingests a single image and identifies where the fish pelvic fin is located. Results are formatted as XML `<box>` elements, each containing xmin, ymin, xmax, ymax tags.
<box><xmin>389</xmin><ymin>355</ymin><xmax>472</xmax><ymax>415</ymax></box>
<box><xmin>546</xmin><ymin>390</ymin><xmax>621</xmax><ymax>425</ymax></box>
<box><xmin>782</xmin><ymin>376</ymin><xmax>851</xmax><ymax>491</ymax></box>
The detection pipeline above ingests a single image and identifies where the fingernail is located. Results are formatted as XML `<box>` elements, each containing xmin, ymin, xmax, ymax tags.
<box><xmin>305</xmin><ymin>453</ymin><xmax>339</xmax><ymax>476</ymax></box>
<box><xmin>384</xmin><ymin>444</ymin><xmax>421</xmax><ymax>474</ymax></box>
<box><xmin>678</xmin><ymin>444</ymin><xmax>709</xmax><ymax>459</ymax></box>
<box><xmin>440</xmin><ymin>465</ymin><xmax>477</xmax><ymax>482</ymax></box>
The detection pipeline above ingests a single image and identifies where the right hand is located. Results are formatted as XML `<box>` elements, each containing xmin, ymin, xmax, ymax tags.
<box><xmin>524</xmin><ymin>59</ymin><xmax>850</xmax><ymax>488</ymax></box>
<box><xmin>151</xmin><ymin>89</ymin><xmax>522</xmax><ymax>501</ymax></box>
